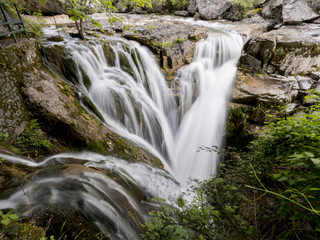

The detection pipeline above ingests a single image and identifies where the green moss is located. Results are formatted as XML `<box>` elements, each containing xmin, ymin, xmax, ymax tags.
<box><xmin>175</xmin><ymin>37</ymin><xmax>185</xmax><ymax>44</ymax></box>
<box><xmin>12</xmin><ymin>119</ymin><xmax>52</xmax><ymax>158</ymax></box>
<box><xmin>74</xmin><ymin>99</ymin><xmax>85</xmax><ymax>114</ymax></box>
<box><xmin>59</xmin><ymin>82</ymin><xmax>72</xmax><ymax>96</ymax></box>
<box><xmin>150</xmin><ymin>40</ymin><xmax>173</xmax><ymax>48</ymax></box>
<box><xmin>88</xmin><ymin>139</ymin><xmax>109</xmax><ymax>155</ymax></box>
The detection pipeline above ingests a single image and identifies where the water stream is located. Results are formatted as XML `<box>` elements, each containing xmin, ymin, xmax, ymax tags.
<box><xmin>0</xmin><ymin>21</ymin><xmax>242</xmax><ymax>239</ymax></box>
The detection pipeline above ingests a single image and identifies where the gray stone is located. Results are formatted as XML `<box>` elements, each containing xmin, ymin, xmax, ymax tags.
<box><xmin>232</xmin><ymin>73</ymin><xmax>298</xmax><ymax>104</ymax></box>
<box><xmin>188</xmin><ymin>0</ymin><xmax>197</xmax><ymax>15</ymax></box>
<box><xmin>175</xmin><ymin>10</ymin><xmax>189</xmax><ymax>17</ymax></box>
<box><xmin>296</xmin><ymin>76</ymin><xmax>314</xmax><ymax>91</ymax></box>
<box><xmin>238</xmin><ymin>54</ymin><xmax>262</xmax><ymax>72</ymax></box>
<box><xmin>196</xmin><ymin>0</ymin><xmax>232</xmax><ymax>20</ymax></box>
<box><xmin>261</xmin><ymin>0</ymin><xmax>283</xmax><ymax>22</ymax></box>
<box><xmin>116</xmin><ymin>1</ymin><xmax>128</xmax><ymax>13</ymax></box>
<box><xmin>282</xmin><ymin>0</ymin><xmax>320</xmax><ymax>24</ymax></box>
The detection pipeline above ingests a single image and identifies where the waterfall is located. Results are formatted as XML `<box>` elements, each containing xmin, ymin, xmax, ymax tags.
<box><xmin>173</xmin><ymin>34</ymin><xmax>243</xmax><ymax>182</ymax></box>
<box><xmin>0</xmin><ymin>26</ymin><xmax>243</xmax><ymax>240</ymax></box>
<box><xmin>69</xmin><ymin>33</ymin><xmax>242</xmax><ymax>183</ymax></box>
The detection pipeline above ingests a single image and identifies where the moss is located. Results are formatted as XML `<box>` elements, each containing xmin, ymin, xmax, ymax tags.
<box><xmin>150</xmin><ymin>40</ymin><xmax>173</xmax><ymax>48</ymax></box>
<box><xmin>59</xmin><ymin>82</ymin><xmax>72</xmax><ymax>97</ymax></box>
<box><xmin>175</xmin><ymin>37</ymin><xmax>185</xmax><ymax>44</ymax></box>
<box><xmin>12</xmin><ymin>119</ymin><xmax>52</xmax><ymax>158</ymax></box>
<box><xmin>88</xmin><ymin>139</ymin><xmax>109</xmax><ymax>155</ymax></box>
<box><xmin>74</xmin><ymin>99</ymin><xmax>85</xmax><ymax>114</ymax></box>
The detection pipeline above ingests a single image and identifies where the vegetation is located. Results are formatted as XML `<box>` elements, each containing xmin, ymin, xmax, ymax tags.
<box><xmin>64</xmin><ymin>0</ymin><xmax>151</xmax><ymax>39</ymax></box>
<box><xmin>231</xmin><ymin>0</ymin><xmax>263</xmax><ymax>19</ymax></box>
<box><xmin>13</xmin><ymin>119</ymin><xmax>52</xmax><ymax>158</ymax></box>
<box><xmin>141</xmin><ymin>91</ymin><xmax>320</xmax><ymax>240</ymax></box>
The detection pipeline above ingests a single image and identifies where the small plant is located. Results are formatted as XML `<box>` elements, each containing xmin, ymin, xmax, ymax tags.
<box><xmin>60</xmin><ymin>82</ymin><xmax>73</xmax><ymax>96</ymax></box>
<box><xmin>0</xmin><ymin>131</ymin><xmax>8</xmax><ymax>142</ymax></box>
<box><xmin>0</xmin><ymin>210</ymin><xmax>19</xmax><ymax>226</ymax></box>
<box><xmin>175</xmin><ymin>37</ymin><xmax>185</xmax><ymax>44</ymax></box>
<box><xmin>13</xmin><ymin>119</ymin><xmax>52</xmax><ymax>157</ymax></box>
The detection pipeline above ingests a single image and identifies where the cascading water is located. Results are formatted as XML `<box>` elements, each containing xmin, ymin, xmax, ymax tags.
<box><xmin>173</xmin><ymin>34</ymin><xmax>243</xmax><ymax>182</ymax></box>
<box><xmin>0</xmin><ymin>23</ymin><xmax>243</xmax><ymax>239</ymax></box>
<box><xmin>69</xmin><ymin>32</ymin><xmax>242</xmax><ymax>183</ymax></box>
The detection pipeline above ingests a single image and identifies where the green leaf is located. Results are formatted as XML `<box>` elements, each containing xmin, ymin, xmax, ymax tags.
<box><xmin>1</xmin><ymin>217</ymin><xmax>11</xmax><ymax>226</ymax></box>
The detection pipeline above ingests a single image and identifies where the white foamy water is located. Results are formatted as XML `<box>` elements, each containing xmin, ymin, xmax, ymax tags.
<box><xmin>67</xmin><ymin>32</ymin><xmax>242</xmax><ymax>183</ymax></box>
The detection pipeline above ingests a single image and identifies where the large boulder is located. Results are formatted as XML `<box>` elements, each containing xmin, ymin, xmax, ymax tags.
<box><xmin>261</xmin><ymin>0</ymin><xmax>320</xmax><ymax>24</ymax></box>
<box><xmin>196</xmin><ymin>0</ymin><xmax>232</xmax><ymax>20</ymax></box>
<box><xmin>282</xmin><ymin>0</ymin><xmax>320</xmax><ymax>24</ymax></box>
<box><xmin>261</xmin><ymin>0</ymin><xmax>283</xmax><ymax>23</ymax></box>
<box><xmin>232</xmin><ymin>72</ymin><xmax>299</xmax><ymax>105</ymax></box>
<box><xmin>239</xmin><ymin>24</ymin><xmax>320</xmax><ymax>76</ymax></box>
<box><xmin>23</xmin><ymin>0</ymin><xmax>66</xmax><ymax>15</ymax></box>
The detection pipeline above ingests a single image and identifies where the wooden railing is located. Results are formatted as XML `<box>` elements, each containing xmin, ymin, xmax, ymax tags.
<box><xmin>0</xmin><ymin>2</ymin><xmax>29</xmax><ymax>43</ymax></box>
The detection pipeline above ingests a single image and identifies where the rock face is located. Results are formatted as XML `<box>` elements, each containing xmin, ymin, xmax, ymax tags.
<box><xmin>122</xmin><ymin>17</ymin><xmax>207</xmax><ymax>78</ymax></box>
<box><xmin>23</xmin><ymin>0</ymin><xmax>66</xmax><ymax>15</ymax></box>
<box><xmin>195</xmin><ymin>0</ymin><xmax>232</xmax><ymax>19</ymax></box>
<box><xmin>239</xmin><ymin>24</ymin><xmax>320</xmax><ymax>76</ymax></box>
<box><xmin>282</xmin><ymin>0</ymin><xmax>320</xmax><ymax>24</ymax></box>
<box><xmin>0</xmin><ymin>40</ymin><xmax>36</xmax><ymax>142</ymax></box>
<box><xmin>0</xmin><ymin>40</ymin><xmax>162</xmax><ymax>167</ymax></box>
<box><xmin>261</xmin><ymin>0</ymin><xmax>320</xmax><ymax>24</ymax></box>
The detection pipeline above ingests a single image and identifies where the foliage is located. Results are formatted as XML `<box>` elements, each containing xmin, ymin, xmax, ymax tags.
<box><xmin>0</xmin><ymin>131</ymin><xmax>8</xmax><ymax>142</ymax></box>
<box><xmin>64</xmin><ymin>0</ymin><xmax>152</xmax><ymax>39</ymax></box>
<box><xmin>141</xmin><ymin>90</ymin><xmax>320</xmax><ymax>240</ymax></box>
<box><xmin>13</xmin><ymin>119</ymin><xmax>52</xmax><ymax>158</ymax></box>
<box><xmin>141</xmin><ymin>194</ymin><xmax>217</xmax><ymax>240</ymax></box>
<box><xmin>0</xmin><ymin>210</ymin><xmax>19</xmax><ymax>227</ymax></box>
<box><xmin>231</xmin><ymin>0</ymin><xmax>263</xmax><ymax>19</ymax></box>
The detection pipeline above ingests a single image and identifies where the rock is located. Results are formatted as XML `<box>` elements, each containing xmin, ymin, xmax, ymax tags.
<box><xmin>188</xmin><ymin>0</ymin><xmax>197</xmax><ymax>15</ymax></box>
<box><xmin>175</xmin><ymin>10</ymin><xmax>189</xmax><ymax>17</ymax></box>
<box><xmin>282</xmin><ymin>0</ymin><xmax>320</xmax><ymax>24</ymax></box>
<box><xmin>122</xmin><ymin>19</ymin><xmax>207</xmax><ymax>78</ymax></box>
<box><xmin>232</xmin><ymin>72</ymin><xmax>298</xmax><ymax>104</ymax></box>
<box><xmin>116</xmin><ymin>1</ymin><xmax>128</xmax><ymax>13</ymax></box>
<box><xmin>131</xmin><ymin>7</ymin><xmax>145</xmax><ymax>14</ymax></box>
<box><xmin>261</xmin><ymin>0</ymin><xmax>283</xmax><ymax>22</ymax></box>
<box><xmin>309</xmin><ymin>71</ymin><xmax>320</xmax><ymax>80</ymax></box>
<box><xmin>196</xmin><ymin>0</ymin><xmax>232</xmax><ymax>20</ymax></box>
<box><xmin>238</xmin><ymin>54</ymin><xmax>262</xmax><ymax>72</ymax></box>
<box><xmin>241</xmin><ymin>24</ymin><xmax>320</xmax><ymax>76</ymax></box>
<box><xmin>47</xmin><ymin>35</ymin><xmax>64</xmax><ymax>42</ymax></box>
<box><xmin>23</xmin><ymin>0</ymin><xmax>66</xmax><ymax>15</ymax></box>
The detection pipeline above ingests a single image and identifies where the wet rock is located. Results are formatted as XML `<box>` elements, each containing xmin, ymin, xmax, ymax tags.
<box><xmin>175</xmin><ymin>10</ymin><xmax>189</xmax><ymax>17</ymax></box>
<box><xmin>122</xmin><ymin>19</ymin><xmax>207</xmax><ymax>78</ymax></box>
<box><xmin>47</xmin><ymin>35</ymin><xmax>64</xmax><ymax>42</ymax></box>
